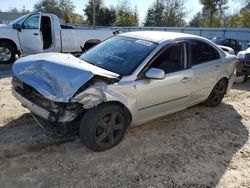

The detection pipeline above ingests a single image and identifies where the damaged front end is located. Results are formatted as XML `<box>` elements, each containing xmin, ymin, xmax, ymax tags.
<box><xmin>12</xmin><ymin>77</ymin><xmax>85</xmax><ymax>137</ymax></box>
<box><xmin>11</xmin><ymin>53</ymin><xmax>121</xmax><ymax>137</ymax></box>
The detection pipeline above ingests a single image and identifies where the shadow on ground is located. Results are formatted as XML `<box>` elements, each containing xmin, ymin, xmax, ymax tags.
<box><xmin>0</xmin><ymin>102</ymin><xmax>248</xmax><ymax>187</ymax></box>
<box><xmin>232</xmin><ymin>77</ymin><xmax>250</xmax><ymax>91</ymax></box>
<box><xmin>0</xmin><ymin>64</ymin><xmax>13</xmax><ymax>79</ymax></box>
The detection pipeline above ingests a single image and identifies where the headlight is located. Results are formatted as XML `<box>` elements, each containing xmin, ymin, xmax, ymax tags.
<box><xmin>237</xmin><ymin>53</ymin><xmax>245</xmax><ymax>59</ymax></box>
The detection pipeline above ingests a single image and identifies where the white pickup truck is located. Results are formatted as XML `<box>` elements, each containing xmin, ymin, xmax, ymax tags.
<box><xmin>0</xmin><ymin>12</ymin><xmax>115</xmax><ymax>64</ymax></box>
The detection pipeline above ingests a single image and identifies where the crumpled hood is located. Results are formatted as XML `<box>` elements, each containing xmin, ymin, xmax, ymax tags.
<box><xmin>12</xmin><ymin>53</ymin><xmax>119</xmax><ymax>102</ymax></box>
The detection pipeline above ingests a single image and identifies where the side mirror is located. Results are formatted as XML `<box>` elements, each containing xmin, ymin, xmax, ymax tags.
<box><xmin>13</xmin><ymin>24</ymin><xmax>22</xmax><ymax>31</ymax></box>
<box><xmin>145</xmin><ymin>68</ymin><xmax>165</xmax><ymax>80</ymax></box>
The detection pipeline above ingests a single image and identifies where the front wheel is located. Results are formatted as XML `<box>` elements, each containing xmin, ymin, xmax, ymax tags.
<box><xmin>0</xmin><ymin>42</ymin><xmax>16</xmax><ymax>64</ymax></box>
<box><xmin>205</xmin><ymin>79</ymin><xmax>227</xmax><ymax>107</ymax></box>
<box><xmin>79</xmin><ymin>104</ymin><xmax>129</xmax><ymax>152</ymax></box>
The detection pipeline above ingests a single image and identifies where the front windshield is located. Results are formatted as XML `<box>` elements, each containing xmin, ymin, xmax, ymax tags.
<box><xmin>80</xmin><ymin>36</ymin><xmax>157</xmax><ymax>76</ymax></box>
<box><xmin>9</xmin><ymin>15</ymin><xmax>28</xmax><ymax>25</ymax></box>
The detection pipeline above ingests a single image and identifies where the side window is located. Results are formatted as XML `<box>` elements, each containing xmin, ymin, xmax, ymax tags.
<box><xmin>190</xmin><ymin>41</ymin><xmax>220</xmax><ymax>66</ymax></box>
<box><xmin>149</xmin><ymin>43</ymin><xmax>185</xmax><ymax>74</ymax></box>
<box><xmin>22</xmin><ymin>14</ymin><xmax>40</xmax><ymax>29</ymax></box>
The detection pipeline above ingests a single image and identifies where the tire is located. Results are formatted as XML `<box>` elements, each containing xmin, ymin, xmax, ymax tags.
<box><xmin>205</xmin><ymin>79</ymin><xmax>227</xmax><ymax>107</ymax></box>
<box><xmin>79</xmin><ymin>103</ymin><xmax>129</xmax><ymax>152</ymax></box>
<box><xmin>0</xmin><ymin>42</ymin><xmax>16</xmax><ymax>64</ymax></box>
<box><xmin>84</xmin><ymin>43</ymin><xmax>98</xmax><ymax>51</ymax></box>
<box><xmin>243</xmin><ymin>74</ymin><xmax>248</xmax><ymax>82</ymax></box>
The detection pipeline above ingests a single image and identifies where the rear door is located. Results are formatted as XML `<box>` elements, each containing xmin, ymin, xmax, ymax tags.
<box><xmin>18</xmin><ymin>13</ymin><xmax>43</xmax><ymax>55</ymax></box>
<box><xmin>134</xmin><ymin>42</ymin><xmax>193</xmax><ymax>124</ymax></box>
<box><xmin>188</xmin><ymin>40</ymin><xmax>222</xmax><ymax>106</ymax></box>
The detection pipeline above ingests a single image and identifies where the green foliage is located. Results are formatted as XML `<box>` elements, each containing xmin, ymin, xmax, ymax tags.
<box><xmin>165</xmin><ymin>0</ymin><xmax>186</xmax><ymax>26</ymax></box>
<box><xmin>200</xmin><ymin>0</ymin><xmax>228</xmax><ymax>27</ymax></box>
<box><xmin>114</xmin><ymin>0</ymin><xmax>139</xmax><ymax>26</ymax></box>
<box><xmin>144</xmin><ymin>0</ymin><xmax>186</xmax><ymax>27</ymax></box>
<box><xmin>223</xmin><ymin>14</ymin><xmax>241</xmax><ymax>27</ymax></box>
<box><xmin>34</xmin><ymin>0</ymin><xmax>86</xmax><ymax>24</ymax></box>
<box><xmin>34</xmin><ymin>0</ymin><xmax>61</xmax><ymax>15</ymax></box>
<box><xmin>239</xmin><ymin>2</ymin><xmax>250</xmax><ymax>27</ymax></box>
<box><xmin>189</xmin><ymin>12</ymin><xmax>203</xmax><ymax>27</ymax></box>
<box><xmin>221</xmin><ymin>2</ymin><xmax>250</xmax><ymax>28</ymax></box>
<box><xmin>7</xmin><ymin>0</ymin><xmax>250</xmax><ymax>28</ymax></box>
<box><xmin>83</xmin><ymin>0</ymin><xmax>116</xmax><ymax>26</ymax></box>
<box><xmin>190</xmin><ymin>1</ymin><xmax>250</xmax><ymax>28</ymax></box>
<box><xmin>144</xmin><ymin>0</ymin><xmax>165</xmax><ymax>26</ymax></box>
<box><xmin>59</xmin><ymin>0</ymin><xmax>74</xmax><ymax>23</ymax></box>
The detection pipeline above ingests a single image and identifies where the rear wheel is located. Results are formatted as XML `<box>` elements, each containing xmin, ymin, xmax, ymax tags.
<box><xmin>205</xmin><ymin>79</ymin><xmax>227</xmax><ymax>107</ymax></box>
<box><xmin>0</xmin><ymin>42</ymin><xmax>16</xmax><ymax>64</ymax></box>
<box><xmin>79</xmin><ymin>104</ymin><xmax>129</xmax><ymax>152</ymax></box>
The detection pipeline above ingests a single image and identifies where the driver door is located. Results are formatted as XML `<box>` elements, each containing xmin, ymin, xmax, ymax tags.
<box><xmin>134</xmin><ymin>42</ymin><xmax>193</xmax><ymax>124</ymax></box>
<box><xmin>18</xmin><ymin>13</ymin><xmax>43</xmax><ymax>55</ymax></box>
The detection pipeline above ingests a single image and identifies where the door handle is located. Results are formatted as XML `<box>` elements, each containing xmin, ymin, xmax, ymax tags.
<box><xmin>181</xmin><ymin>77</ymin><xmax>192</xmax><ymax>83</ymax></box>
<box><xmin>33</xmin><ymin>33</ymin><xmax>39</xmax><ymax>35</ymax></box>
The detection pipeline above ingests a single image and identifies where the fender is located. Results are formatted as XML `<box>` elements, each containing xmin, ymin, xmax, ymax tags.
<box><xmin>0</xmin><ymin>25</ymin><xmax>21</xmax><ymax>52</ymax></box>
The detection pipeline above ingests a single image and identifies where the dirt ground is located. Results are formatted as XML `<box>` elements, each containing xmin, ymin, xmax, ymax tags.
<box><xmin>0</xmin><ymin>64</ymin><xmax>250</xmax><ymax>188</ymax></box>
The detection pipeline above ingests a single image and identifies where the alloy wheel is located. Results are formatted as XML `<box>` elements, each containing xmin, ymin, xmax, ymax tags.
<box><xmin>95</xmin><ymin>111</ymin><xmax>124</xmax><ymax>148</ymax></box>
<box><xmin>0</xmin><ymin>47</ymin><xmax>12</xmax><ymax>62</ymax></box>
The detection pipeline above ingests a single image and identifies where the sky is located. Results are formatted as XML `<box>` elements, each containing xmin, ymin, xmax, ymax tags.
<box><xmin>0</xmin><ymin>0</ymin><xmax>243</xmax><ymax>23</ymax></box>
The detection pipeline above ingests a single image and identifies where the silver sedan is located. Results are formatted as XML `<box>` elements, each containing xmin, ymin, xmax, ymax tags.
<box><xmin>12</xmin><ymin>31</ymin><xmax>236</xmax><ymax>151</ymax></box>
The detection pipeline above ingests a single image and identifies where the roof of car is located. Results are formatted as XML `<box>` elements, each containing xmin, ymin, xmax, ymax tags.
<box><xmin>119</xmin><ymin>31</ymin><xmax>203</xmax><ymax>43</ymax></box>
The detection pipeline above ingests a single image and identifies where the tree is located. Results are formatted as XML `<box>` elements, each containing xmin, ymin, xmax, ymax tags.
<box><xmin>144</xmin><ymin>0</ymin><xmax>186</xmax><ymax>27</ymax></box>
<box><xmin>84</xmin><ymin>0</ymin><xmax>116</xmax><ymax>26</ymax></box>
<box><xmin>223</xmin><ymin>2</ymin><xmax>250</xmax><ymax>28</ymax></box>
<box><xmin>34</xmin><ymin>0</ymin><xmax>86</xmax><ymax>24</ymax></box>
<box><xmin>164</xmin><ymin>0</ymin><xmax>186</xmax><ymax>26</ymax></box>
<box><xmin>34</xmin><ymin>0</ymin><xmax>61</xmax><ymax>16</ymax></box>
<box><xmin>200</xmin><ymin>0</ymin><xmax>228</xmax><ymax>27</ymax></box>
<box><xmin>239</xmin><ymin>2</ymin><xmax>250</xmax><ymax>27</ymax></box>
<box><xmin>223</xmin><ymin>14</ymin><xmax>240</xmax><ymax>27</ymax></box>
<box><xmin>114</xmin><ymin>0</ymin><xmax>139</xmax><ymax>26</ymax></box>
<box><xmin>144</xmin><ymin>0</ymin><xmax>165</xmax><ymax>26</ymax></box>
<box><xmin>189</xmin><ymin>12</ymin><xmax>203</xmax><ymax>27</ymax></box>
<box><xmin>59</xmin><ymin>0</ymin><xmax>75</xmax><ymax>23</ymax></box>
<box><xmin>9</xmin><ymin>8</ymin><xmax>19</xmax><ymax>13</ymax></box>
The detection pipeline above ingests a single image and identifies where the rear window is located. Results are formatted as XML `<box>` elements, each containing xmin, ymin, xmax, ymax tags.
<box><xmin>80</xmin><ymin>36</ymin><xmax>157</xmax><ymax>76</ymax></box>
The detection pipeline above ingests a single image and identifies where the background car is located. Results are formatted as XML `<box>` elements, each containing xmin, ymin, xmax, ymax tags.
<box><xmin>236</xmin><ymin>47</ymin><xmax>250</xmax><ymax>82</ymax></box>
<box><xmin>217</xmin><ymin>45</ymin><xmax>235</xmax><ymax>55</ymax></box>
<box><xmin>12</xmin><ymin>31</ymin><xmax>236</xmax><ymax>151</ymax></box>
<box><xmin>212</xmin><ymin>37</ymin><xmax>242</xmax><ymax>54</ymax></box>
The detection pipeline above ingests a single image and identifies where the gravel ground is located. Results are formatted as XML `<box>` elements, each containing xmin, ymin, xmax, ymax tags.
<box><xmin>0</xmin><ymin>66</ymin><xmax>250</xmax><ymax>188</ymax></box>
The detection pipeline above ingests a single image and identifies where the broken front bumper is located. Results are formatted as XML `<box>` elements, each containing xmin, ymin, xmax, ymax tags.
<box><xmin>12</xmin><ymin>88</ymin><xmax>83</xmax><ymax>137</ymax></box>
<box><xmin>12</xmin><ymin>88</ymin><xmax>50</xmax><ymax>119</ymax></box>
